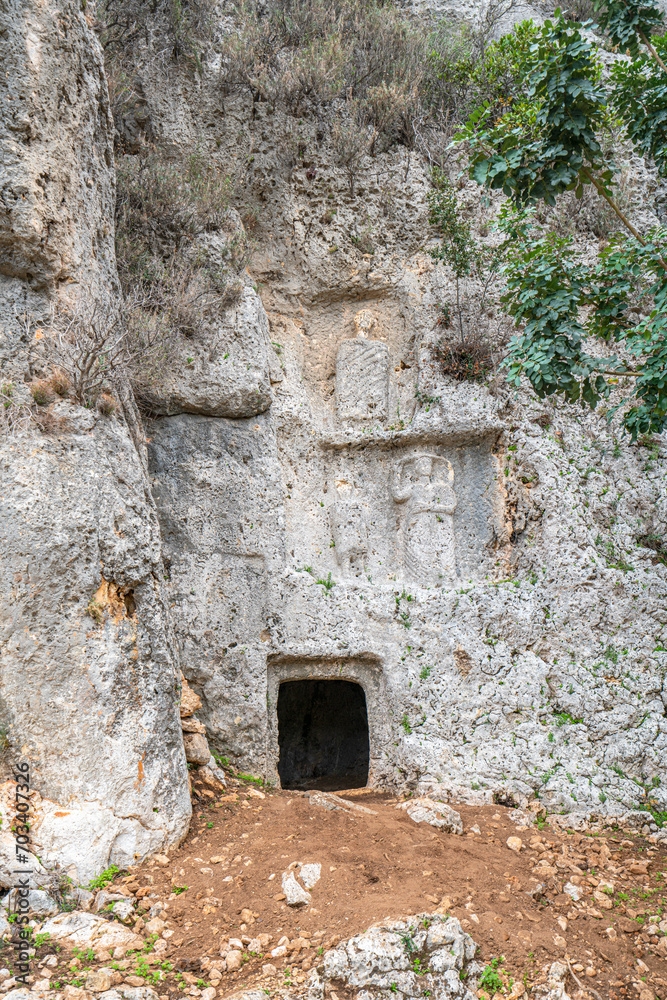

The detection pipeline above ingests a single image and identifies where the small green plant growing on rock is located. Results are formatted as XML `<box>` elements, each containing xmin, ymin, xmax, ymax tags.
<box><xmin>400</xmin><ymin>930</ymin><xmax>416</xmax><ymax>952</ymax></box>
<box><xmin>85</xmin><ymin>865</ymin><xmax>119</xmax><ymax>891</ymax></box>
<box><xmin>316</xmin><ymin>572</ymin><xmax>335</xmax><ymax>593</ymax></box>
<box><xmin>86</xmin><ymin>598</ymin><xmax>105</xmax><ymax>624</ymax></box>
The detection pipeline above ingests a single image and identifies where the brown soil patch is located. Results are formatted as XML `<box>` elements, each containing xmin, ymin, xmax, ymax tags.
<box><xmin>9</xmin><ymin>780</ymin><xmax>667</xmax><ymax>1000</ymax></box>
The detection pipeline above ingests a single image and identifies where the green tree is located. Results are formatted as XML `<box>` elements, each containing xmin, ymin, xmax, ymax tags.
<box><xmin>456</xmin><ymin>0</ymin><xmax>667</xmax><ymax>438</ymax></box>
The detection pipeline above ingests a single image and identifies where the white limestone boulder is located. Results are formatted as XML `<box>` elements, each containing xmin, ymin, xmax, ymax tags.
<box><xmin>40</xmin><ymin>912</ymin><xmax>143</xmax><ymax>952</ymax></box>
<box><xmin>322</xmin><ymin>913</ymin><xmax>479</xmax><ymax>999</ymax></box>
<box><xmin>396</xmin><ymin>799</ymin><xmax>463</xmax><ymax>835</ymax></box>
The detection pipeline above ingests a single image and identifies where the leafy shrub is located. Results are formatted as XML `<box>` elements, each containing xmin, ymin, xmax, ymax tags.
<box><xmin>455</xmin><ymin>3</ymin><xmax>667</xmax><ymax>437</ymax></box>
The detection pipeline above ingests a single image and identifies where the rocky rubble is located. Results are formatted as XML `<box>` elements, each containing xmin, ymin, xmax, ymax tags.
<box><xmin>179</xmin><ymin>678</ymin><xmax>227</xmax><ymax>794</ymax></box>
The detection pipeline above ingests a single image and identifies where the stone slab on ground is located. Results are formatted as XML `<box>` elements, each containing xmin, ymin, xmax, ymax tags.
<box><xmin>40</xmin><ymin>912</ymin><xmax>144</xmax><ymax>952</ymax></box>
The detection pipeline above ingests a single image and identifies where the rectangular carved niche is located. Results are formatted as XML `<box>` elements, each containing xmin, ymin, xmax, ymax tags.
<box><xmin>265</xmin><ymin>654</ymin><xmax>389</xmax><ymax>790</ymax></box>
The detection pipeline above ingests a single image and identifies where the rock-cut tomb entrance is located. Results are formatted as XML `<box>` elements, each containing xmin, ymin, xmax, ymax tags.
<box><xmin>276</xmin><ymin>679</ymin><xmax>370</xmax><ymax>791</ymax></box>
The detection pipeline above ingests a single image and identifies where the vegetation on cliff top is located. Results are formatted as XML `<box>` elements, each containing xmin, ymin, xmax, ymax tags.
<box><xmin>455</xmin><ymin>0</ymin><xmax>667</xmax><ymax>438</ymax></box>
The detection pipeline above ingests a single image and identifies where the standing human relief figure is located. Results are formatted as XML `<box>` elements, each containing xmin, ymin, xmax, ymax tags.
<box><xmin>330</xmin><ymin>480</ymin><xmax>368</xmax><ymax>578</ymax></box>
<box><xmin>392</xmin><ymin>454</ymin><xmax>457</xmax><ymax>585</ymax></box>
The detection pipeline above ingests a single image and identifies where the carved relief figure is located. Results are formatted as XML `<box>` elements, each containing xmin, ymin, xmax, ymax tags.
<box><xmin>392</xmin><ymin>454</ymin><xmax>457</xmax><ymax>585</ymax></box>
<box><xmin>335</xmin><ymin>336</ymin><xmax>389</xmax><ymax>421</ymax></box>
<box><xmin>330</xmin><ymin>481</ymin><xmax>368</xmax><ymax>578</ymax></box>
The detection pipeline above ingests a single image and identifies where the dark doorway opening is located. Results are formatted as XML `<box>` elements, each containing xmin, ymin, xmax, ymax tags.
<box><xmin>277</xmin><ymin>679</ymin><xmax>370</xmax><ymax>791</ymax></box>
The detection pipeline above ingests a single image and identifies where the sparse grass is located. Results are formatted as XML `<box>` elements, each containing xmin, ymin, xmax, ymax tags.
<box><xmin>49</xmin><ymin>370</ymin><xmax>70</xmax><ymax>397</ymax></box>
<box><xmin>553</xmin><ymin>711</ymin><xmax>583</xmax><ymax>726</ymax></box>
<box><xmin>637</xmin><ymin>531</ymin><xmax>667</xmax><ymax>566</ymax></box>
<box><xmin>86</xmin><ymin>599</ymin><xmax>105</xmax><ymax>625</ymax></box>
<box><xmin>29</xmin><ymin>381</ymin><xmax>54</xmax><ymax>406</ymax></box>
<box><xmin>238</xmin><ymin>773</ymin><xmax>265</xmax><ymax>786</ymax></box>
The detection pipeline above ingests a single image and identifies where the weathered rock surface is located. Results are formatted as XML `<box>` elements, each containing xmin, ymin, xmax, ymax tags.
<box><xmin>303</xmin><ymin>791</ymin><xmax>378</xmax><ymax>816</ymax></box>
<box><xmin>138</xmin><ymin>75</ymin><xmax>667</xmax><ymax>820</ymax></box>
<box><xmin>281</xmin><ymin>870</ymin><xmax>311</xmax><ymax>907</ymax></box>
<box><xmin>183</xmin><ymin>732</ymin><xmax>212</xmax><ymax>765</ymax></box>
<box><xmin>40</xmin><ymin>912</ymin><xmax>144</xmax><ymax>952</ymax></box>
<box><xmin>143</xmin><ymin>287</ymin><xmax>273</xmax><ymax>419</ymax></box>
<box><xmin>319</xmin><ymin>913</ymin><xmax>479</xmax><ymax>999</ymax></box>
<box><xmin>298</xmin><ymin>862</ymin><xmax>321</xmax><ymax>889</ymax></box>
<box><xmin>0</xmin><ymin>0</ymin><xmax>190</xmax><ymax>881</ymax></box>
<box><xmin>397</xmin><ymin>799</ymin><xmax>463</xmax><ymax>834</ymax></box>
<box><xmin>6</xmin><ymin>888</ymin><xmax>59</xmax><ymax>917</ymax></box>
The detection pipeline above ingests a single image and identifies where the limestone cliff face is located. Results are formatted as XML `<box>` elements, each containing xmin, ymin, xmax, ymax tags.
<box><xmin>0</xmin><ymin>0</ymin><xmax>190</xmax><ymax>879</ymax></box>
<box><xmin>135</xmin><ymin>76</ymin><xmax>667</xmax><ymax>820</ymax></box>
<box><xmin>2</xmin><ymin>0</ymin><xmax>667</xmax><ymax>885</ymax></box>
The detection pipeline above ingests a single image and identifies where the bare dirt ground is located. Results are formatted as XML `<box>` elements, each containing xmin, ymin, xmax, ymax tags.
<box><xmin>9</xmin><ymin>777</ymin><xmax>667</xmax><ymax>1000</ymax></box>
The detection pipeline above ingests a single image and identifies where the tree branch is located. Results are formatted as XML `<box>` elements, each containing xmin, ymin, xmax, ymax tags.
<box><xmin>580</xmin><ymin>165</ymin><xmax>646</xmax><ymax>244</ymax></box>
<box><xmin>637</xmin><ymin>27</ymin><xmax>667</xmax><ymax>73</ymax></box>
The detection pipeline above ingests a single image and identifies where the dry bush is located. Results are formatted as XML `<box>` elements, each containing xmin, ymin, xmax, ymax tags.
<box><xmin>122</xmin><ymin>290</ymin><xmax>181</xmax><ymax>403</ymax></box>
<box><xmin>432</xmin><ymin>336</ymin><xmax>496</xmax><ymax>383</ymax></box>
<box><xmin>54</xmin><ymin>306</ymin><xmax>129</xmax><ymax>405</ymax></box>
<box><xmin>562</xmin><ymin>0</ymin><xmax>597</xmax><ymax>21</ymax></box>
<box><xmin>99</xmin><ymin>0</ymin><xmax>214</xmax><ymax>67</ymax></box>
<box><xmin>0</xmin><ymin>384</ymin><xmax>32</xmax><ymax>438</ymax></box>
<box><xmin>218</xmin><ymin>0</ymin><xmax>506</xmax><ymax>152</ymax></box>
<box><xmin>52</xmin><ymin>298</ymin><xmax>180</xmax><ymax>408</ymax></box>
<box><xmin>430</xmin><ymin>292</ymin><xmax>513</xmax><ymax>384</ymax></box>
<box><xmin>114</xmin><ymin>146</ymin><xmax>247</xmax><ymax>401</ymax></box>
<box><xmin>115</xmin><ymin>147</ymin><xmax>245</xmax><ymax>304</ymax></box>
<box><xmin>330</xmin><ymin>113</ymin><xmax>371</xmax><ymax>196</ymax></box>
<box><xmin>115</xmin><ymin>148</ymin><xmax>233</xmax><ymax>280</ymax></box>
